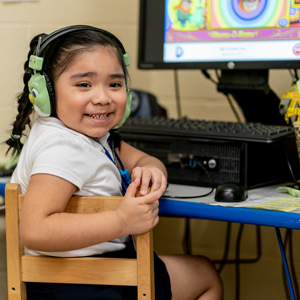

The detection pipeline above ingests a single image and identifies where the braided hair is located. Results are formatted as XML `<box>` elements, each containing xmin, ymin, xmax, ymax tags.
<box><xmin>6</xmin><ymin>34</ymin><xmax>46</xmax><ymax>156</ymax></box>
<box><xmin>6</xmin><ymin>29</ymin><xmax>129</xmax><ymax>156</ymax></box>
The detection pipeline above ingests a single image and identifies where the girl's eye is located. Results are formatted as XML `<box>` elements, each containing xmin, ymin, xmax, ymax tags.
<box><xmin>77</xmin><ymin>83</ymin><xmax>91</xmax><ymax>88</ymax></box>
<box><xmin>110</xmin><ymin>83</ymin><xmax>122</xmax><ymax>88</ymax></box>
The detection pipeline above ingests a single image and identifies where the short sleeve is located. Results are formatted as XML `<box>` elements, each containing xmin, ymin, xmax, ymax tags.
<box><xmin>30</xmin><ymin>134</ymin><xmax>96</xmax><ymax>190</ymax></box>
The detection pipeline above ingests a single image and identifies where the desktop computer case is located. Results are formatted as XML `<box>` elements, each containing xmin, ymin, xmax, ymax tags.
<box><xmin>119</xmin><ymin>132</ymin><xmax>300</xmax><ymax>189</ymax></box>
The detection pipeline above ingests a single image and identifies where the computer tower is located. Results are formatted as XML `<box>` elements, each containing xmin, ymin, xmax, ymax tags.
<box><xmin>119</xmin><ymin>131</ymin><xmax>300</xmax><ymax>189</ymax></box>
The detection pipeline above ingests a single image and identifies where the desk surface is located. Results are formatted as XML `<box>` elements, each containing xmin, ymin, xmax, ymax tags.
<box><xmin>160</xmin><ymin>184</ymin><xmax>300</xmax><ymax>229</ymax></box>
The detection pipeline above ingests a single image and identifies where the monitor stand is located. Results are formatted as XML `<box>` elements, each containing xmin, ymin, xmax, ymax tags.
<box><xmin>217</xmin><ymin>70</ymin><xmax>287</xmax><ymax>126</ymax></box>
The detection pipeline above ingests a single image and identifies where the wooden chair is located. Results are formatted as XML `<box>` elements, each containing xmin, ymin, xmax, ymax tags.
<box><xmin>5</xmin><ymin>183</ymin><xmax>155</xmax><ymax>300</ymax></box>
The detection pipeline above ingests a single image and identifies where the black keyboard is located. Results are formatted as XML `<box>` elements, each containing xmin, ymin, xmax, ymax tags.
<box><xmin>120</xmin><ymin>116</ymin><xmax>295</xmax><ymax>143</ymax></box>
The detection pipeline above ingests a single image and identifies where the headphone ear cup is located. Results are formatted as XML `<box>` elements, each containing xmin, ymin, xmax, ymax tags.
<box><xmin>115</xmin><ymin>89</ymin><xmax>132</xmax><ymax>128</ymax></box>
<box><xmin>28</xmin><ymin>73</ymin><xmax>51</xmax><ymax>117</ymax></box>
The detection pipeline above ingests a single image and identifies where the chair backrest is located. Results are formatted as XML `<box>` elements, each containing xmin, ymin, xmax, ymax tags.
<box><xmin>5</xmin><ymin>183</ymin><xmax>155</xmax><ymax>300</ymax></box>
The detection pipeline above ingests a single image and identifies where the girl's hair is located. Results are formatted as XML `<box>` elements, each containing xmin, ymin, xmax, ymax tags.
<box><xmin>6</xmin><ymin>29</ymin><xmax>129</xmax><ymax>156</ymax></box>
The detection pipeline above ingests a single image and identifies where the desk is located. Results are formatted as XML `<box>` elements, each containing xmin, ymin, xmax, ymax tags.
<box><xmin>160</xmin><ymin>184</ymin><xmax>300</xmax><ymax>229</ymax></box>
<box><xmin>160</xmin><ymin>184</ymin><xmax>300</xmax><ymax>300</ymax></box>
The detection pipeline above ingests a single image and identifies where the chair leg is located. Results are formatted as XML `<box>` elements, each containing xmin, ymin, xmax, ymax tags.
<box><xmin>136</xmin><ymin>230</ymin><xmax>155</xmax><ymax>300</ymax></box>
<box><xmin>5</xmin><ymin>184</ymin><xmax>26</xmax><ymax>300</ymax></box>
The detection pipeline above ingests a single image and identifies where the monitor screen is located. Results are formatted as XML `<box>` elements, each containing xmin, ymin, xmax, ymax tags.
<box><xmin>138</xmin><ymin>0</ymin><xmax>300</xmax><ymax>70</ymax></box>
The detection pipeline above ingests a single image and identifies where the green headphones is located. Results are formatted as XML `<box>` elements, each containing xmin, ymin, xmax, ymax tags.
<box><xmin>28</xmin><ymin>25</ymin><xmax>132</xmax><ymax>127</ymax></box>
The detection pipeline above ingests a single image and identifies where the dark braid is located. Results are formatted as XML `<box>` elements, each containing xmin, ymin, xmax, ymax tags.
<box><xmin>5</xmin><ymin>34</ymin><xmax>46</xmax><ymax>156</ymax></box>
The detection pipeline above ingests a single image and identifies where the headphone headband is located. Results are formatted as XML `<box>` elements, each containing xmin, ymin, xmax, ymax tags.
<box><xmin>29</xmin><ymin>25</ymin><xmax>130</xmax><ymax>71</ymax></box>
<box><xmin>37</xmin><ymin>25</ymin><xmax>127</xmax><ymax>57</ymax></box>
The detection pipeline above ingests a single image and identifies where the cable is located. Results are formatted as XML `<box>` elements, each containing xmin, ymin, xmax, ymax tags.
<box><xmin>174</xmin><ymin>70</ymin><xmax>182</xmax><ymax>119</ymax></box>
<box><xmin>289</xmin><ymin>69</ymin><xmax>299</xmax><ymax>84</ymax></box>
<box><xmin>294</xmin><ymin>69</ymin><xmax>299</xmax><ymax>82</ymax></box>
<box><xmin>281</xmin><ymin>143</ymin><xmax>300</xmax><ymax>190</ymax></box>
<box><xmin>214</xmin><ymin>225</ymin><xmax>262</xmax><ymax>265</ymax></box>
<box><xmin>182</xmin><ymin>218</ymin><xmax>192</xmax><ymax>255</ymax></box>
<box><xmin>201</xmin><ymin>69</ymin><xmax>242</xmax><ymax>123</ymax></box>
<box><xmin>216</xmin><ymin>222</ymin><xmax>232</xmax><ymax>273</ymax></box>
<box><xmin>162</xmin><ymin>160</ymin><xmax>215</xmax><ymax>199</ymax></box>
<box><xmin>225</xmin><ymin>93</ymin><xmax>242</xmax><ymax>123</ymax></box>
<box><xmin>215</xmin><ymin>69</ymin><xmax>221</xmax><ymax>81</ymax></box>
<box><xmin>201</xmin><ymin>70</ymin><xmax>218</xmax><ymax>84</ymax></box>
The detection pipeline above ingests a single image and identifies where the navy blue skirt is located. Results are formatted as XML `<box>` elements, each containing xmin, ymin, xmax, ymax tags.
<box><xmin>26</xmin><ymin>242</ymin><xmax>172</xmax><ymax>300</ymax></box>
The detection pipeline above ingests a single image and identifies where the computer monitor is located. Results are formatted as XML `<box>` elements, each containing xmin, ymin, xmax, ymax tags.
<box><xmin>138</xmin><ymin>0</ymin><xmax>300</xmax><ymax>124</ymax></box>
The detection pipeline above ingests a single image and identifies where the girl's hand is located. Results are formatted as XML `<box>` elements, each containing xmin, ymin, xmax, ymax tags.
<box><xmin>116</xmin><ymin>177</ymin><xmax>164</xmax><ymax>235</ymax></box>
<box><xmin>131</xmin><ymin>165</ymin><xmax>167</xmax><ymax>196</ymax></box>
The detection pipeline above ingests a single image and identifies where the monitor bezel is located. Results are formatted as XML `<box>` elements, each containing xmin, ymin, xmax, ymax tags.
<box><xmin>138</xmin><ymin>0</ymin><xmax>300</xmax><ymax>71</ymax></box>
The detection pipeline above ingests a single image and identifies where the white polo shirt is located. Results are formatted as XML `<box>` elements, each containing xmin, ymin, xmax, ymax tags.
<box><xmin>11</xmin><ymin>117</ymin><xmax>130</xmax><ymax>257</ymax></box>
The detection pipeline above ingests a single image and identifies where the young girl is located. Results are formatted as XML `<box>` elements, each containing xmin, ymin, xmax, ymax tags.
<box><xmin>6</xmin><ymin>25</ymin><xmax>223</xmax><ymax>300</ymax></box>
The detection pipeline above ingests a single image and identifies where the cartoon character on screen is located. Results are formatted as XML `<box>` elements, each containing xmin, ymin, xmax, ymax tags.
<box><xmin>239</xmin><ymin>0</ymin><xmax>260</xmax><ymax>13</ymax></box>
<box><xmin>189</xmin><ymin>0</ymin><xmax>205</xmax><ymax>29</ymax></box>
<box><xmin>174</xmin><ymin>0</ymin><xmax>192</xmax><ymax>27</ymax></box>
<box><xmin>280</xmin><ymin>80</ymin><xmax>300</xmax><ymax>123</ymax></box>
<box><xmin>289</xmin><ymin>8</ymin><xmax>300</xmax><ymax>23</ymax></box>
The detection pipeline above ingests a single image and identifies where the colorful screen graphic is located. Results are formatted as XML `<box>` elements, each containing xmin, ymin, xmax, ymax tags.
<box><xmin>164</xmin><ymin>0</ymin><xmax>300</xmax><ymax>63</ymax></box>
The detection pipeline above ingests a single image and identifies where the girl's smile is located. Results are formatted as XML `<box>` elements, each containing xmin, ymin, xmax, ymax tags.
<box><xmin>55</xmin><ymin>46</ymin><xmax>127</xmax><ymax>139</ymax></box>
<box><xmin>86</xmin><ymin>113</ymin><xmax>110</xmax><ymax>120</ymax></box>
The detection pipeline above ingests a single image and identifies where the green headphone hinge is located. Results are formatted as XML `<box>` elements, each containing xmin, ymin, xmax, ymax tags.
<box><xmin>123</xmin><ymin>54</ymin><xmax>130</xmax><ymax>67</ymax></box>
<box><xmin>29</xmin><ymin>55</ymin><xmax>44</xmax><ymax>71</ymax></box>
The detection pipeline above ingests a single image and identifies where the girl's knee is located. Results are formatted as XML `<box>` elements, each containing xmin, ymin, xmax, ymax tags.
<box><xmin>159</xmin><ymin>254</ymin><xmax>223</xmax><ymax>299</ymax></box>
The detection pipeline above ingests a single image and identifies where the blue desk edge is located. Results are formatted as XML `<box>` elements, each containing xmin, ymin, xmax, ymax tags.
<box><xmin>159</xmin><ymin>198</ymin><xmax>300</xmax><ymax>229</ymax></box>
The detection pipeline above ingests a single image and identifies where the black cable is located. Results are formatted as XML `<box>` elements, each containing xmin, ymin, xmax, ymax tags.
<box><xmin>201</xmin><ymin>69</ymin><xmax>242</xmax><ymax>123</ymax></box>
<box><xmin>182</xmin><ymin>218</ymin><xmax>192</xmax><ymax>255</ymax></box>
<box><xmin>289</xmin><ymin>69</ymin><xmax>299</xmax><ymax>84</ymax></box>
<box><xmin>213</xmin><ymin>224</ymin><xmax>261</xmax><ymax>300</ymax></box>
<box><xmin>289</xmin><ymin>69</ymin><xmax>297</xmax><ymax>85</ymax></box>
<box><xmin>162</xmin><ymin>160</ymin><xmax>215</xmax><ymax>199</ymax></box>
<box><xmin>294</xmin><ymin>69</ymin><xmax>299</xmax><ymax>82</ymax></box>
<box><xmin>201</xmin><ymin>70</ymin><xmax>218</xmax><ymax>84</ymax></box>
<box><xmin>281</xmin><ymin>143</ymin><xmax>300</xmax><ymax>190</ymax></box>
<box><xmin>215</xmin><ymin>69</ymin><xmax>221</xmax><ymax>81</ymax></box>
<box><xmin>216</xmin><ymin>222</ymin><xmax>232</xmax><ymax>273</ymax></box>
<box><xmin>214</xmin><ymin>225</ymin><xmax>261</xmax><ymax>265</ymax></box>
<box><xmin>174</xmin><ymin>70</ymin><xmax>182</xmax><ymax>119</ymax></box>
<box><xmin>225</xmin><ymin>93</ymin><xmax>242</xmax><ymax>123</ymax></box>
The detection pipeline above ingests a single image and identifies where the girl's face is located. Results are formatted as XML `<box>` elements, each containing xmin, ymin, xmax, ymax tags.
<box><xmin>55</xmin><ymin>46</ymin><xmax>127</xmax><ymax>139</ymax></box>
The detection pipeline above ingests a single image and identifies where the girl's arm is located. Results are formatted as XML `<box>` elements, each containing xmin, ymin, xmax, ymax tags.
<box><xmin>20</xmin><ymin>173</ymin><xmax>161</xmax><ymax>252</ymax></box>
<box><xmin>116</xmin><ymin>141</ymin><xmax>168</xmax><ymax>196</ymax></box>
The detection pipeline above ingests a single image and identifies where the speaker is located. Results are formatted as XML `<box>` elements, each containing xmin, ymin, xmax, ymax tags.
<box><xmin>129</xmin><ymin>89</ymin><xmax>167</xmax><ymax>118</ymax></box>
